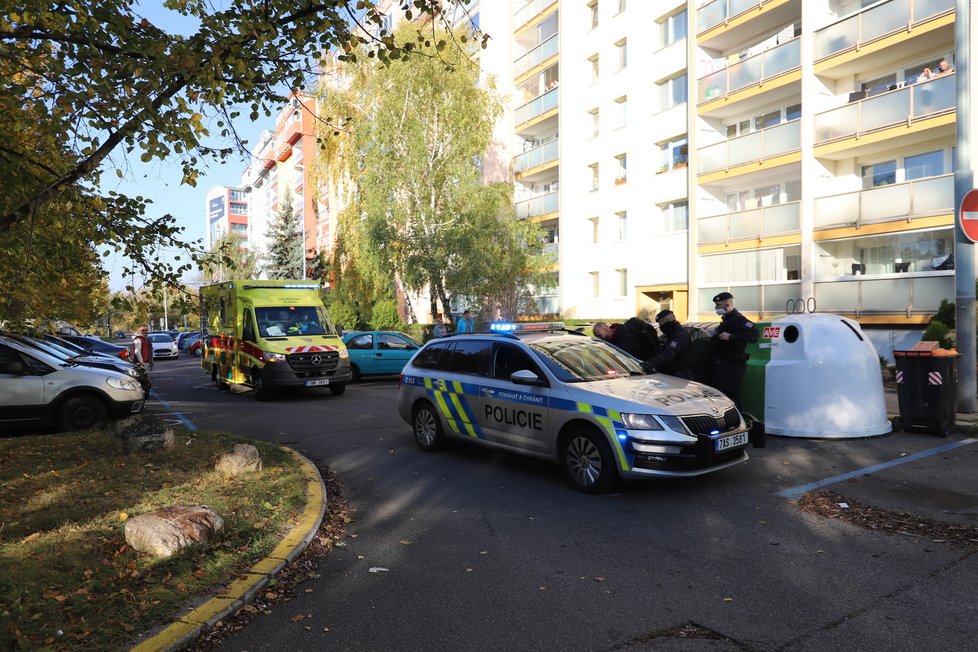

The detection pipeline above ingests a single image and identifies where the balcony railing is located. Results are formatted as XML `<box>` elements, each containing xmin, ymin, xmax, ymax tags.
<box><xmin>515</xmin><ymin>139</ymin><xmax>559</xmax><ymax>174</ymax></box>
<box><xmin>814</xmin><ymin>274</ymin><xmax>953</xmax><ymax>314</ymax></box>
<box><xmin>814</xmin><ymin>0</ymin><xmax>954</xmax><ymax>60</ymax></box>
<box><xmin>514</xmin><ymin>0</ymin><xmax>558</xmax><ymax>32</ymax></box>
<box><xmin>514</xmin><ymin>34</ymin><xmax>559</xmax><ymax>78</ymax></box>
<box><xmin>515</xmin><ymin>191</ymin><xmax>558</xmax><ymax>219</ymax></box>
<box><xmin>814</xmin><ymin>74</ymin><xmax>954</xmax><ymax>144</ymax></box>
<box><xmin>542</xmin><ymin>242</ymin><xmax>558</xmax><ymax>256</ymax></box>
<box><xmin>697</xmin><ymin>0</ymin><xmax>767</xmax><ymax>34</ymax></box>
<box><xmin>699</xmin><ymin>202</ymin><xmax>800</xmax><ymax>244</ymax></box>
<box><xmin>698</xmin><ymin>119</ymin><xmax>801</xmax><ymax>174</ymax></box>
<box><xmin>698</xmin><ymin>37</ymin><xmax>800</xmax><ymax>103</ymax></box>
<box><xmin>514</xmin><ymin>88</ymin><xmax>559</xmax><ymax>126</ymax></box>
<box><xmin>699</xmin><ymin>282</ymin><xmax>802</xmax><ymax>314</ymax></box>
<box><xmin>814</xmin><ymin>174</ymin><xmax>953</xmax><ymax>229</ymax></box>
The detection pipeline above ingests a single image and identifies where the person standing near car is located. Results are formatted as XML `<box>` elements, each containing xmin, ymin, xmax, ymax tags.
<box><xmin>646</xmin><ymin>310</ymin><xmax>694</xmax><ymax>380</ymax></box>
<box><xmin>432</xmin><ymin>314</ymin><xmax>448</xmax><ymax>338</ymax></box>
<box><xmin>132</xmin><ymin>325</ymin><xmax>153</xmax><ymax>372</ymax></box>
<box><xmin>709</xmin><ymin>292</ymin><xmax>757</xmax><ymax>408</ymax></box>
<box><xmin>456</xmin><ymin>310</ymin><xmax>475</xmax><ymax>333</ymax></box>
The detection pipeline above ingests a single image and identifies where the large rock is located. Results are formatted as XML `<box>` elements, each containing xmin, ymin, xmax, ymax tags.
<box><xmin>215</xmin><ymin>443</ymin><xmax>263</xmax><ymax>475</ymax></box>
<box><xmin>108</xmin><ymin>413</ymin><xmax>175</xmax><ymax>453</ymax></box>
<box><xmin>124</xmin><ymin>505</ymin><xmax>224</xmax><ymax>557</ymax></box>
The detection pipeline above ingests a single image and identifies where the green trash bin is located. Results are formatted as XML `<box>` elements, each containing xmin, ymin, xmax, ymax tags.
<box><xmin>893</xmin><ymin>351</ymin><xmax>959</xmax><ymax>436</ymax></box>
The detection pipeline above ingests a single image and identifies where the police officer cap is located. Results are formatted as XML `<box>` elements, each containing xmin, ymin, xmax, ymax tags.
<box><xmin>655</xmin><ymin>309</ymin><xmax>674</xmax><ymax>322</ymax></box>
<box><xmin>712</xmin><ymin>291</ymin><xmax>734</xmax><ymax>303</ymax></box>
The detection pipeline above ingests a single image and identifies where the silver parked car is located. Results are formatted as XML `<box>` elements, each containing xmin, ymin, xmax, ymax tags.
<box><xmin>397</xmin><ymin>324</ymin><xmax>759</xmax><ymax>493</ymax></box>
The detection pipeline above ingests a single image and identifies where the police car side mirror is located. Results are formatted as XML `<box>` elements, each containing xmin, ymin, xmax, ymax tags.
<box><xmin>510</xmin><ymin>369</ymin><xmax>542</xmax><ymax>386</ymax></box>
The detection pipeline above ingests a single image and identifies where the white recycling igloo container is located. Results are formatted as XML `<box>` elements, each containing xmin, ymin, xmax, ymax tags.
<box><xmin>755</xmin><ymin>313</ymin><xmax>891</xmax><ymax>438</ymax></box>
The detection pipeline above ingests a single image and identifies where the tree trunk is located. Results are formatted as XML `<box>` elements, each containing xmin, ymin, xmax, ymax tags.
<box><xmin>436</xmin><ymin>283</ymin><xmax>452</xmax><ymax>324</ymax></box>
<box><xmin>429</xmin><ymin>288</ymin><xmax>439</xmax><ymax>322</ymax></box>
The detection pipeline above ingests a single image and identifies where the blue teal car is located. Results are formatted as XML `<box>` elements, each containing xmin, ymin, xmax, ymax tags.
<box><xmin>342</xmin><ymin>331</ymin><xmax>422</xmax><ymax>380</ymax></box>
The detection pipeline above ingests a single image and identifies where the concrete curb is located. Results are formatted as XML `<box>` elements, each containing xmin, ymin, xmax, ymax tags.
<box><xmin>130</xmin><ymin>449</ymin><xmax>327</xmax><ymax>652</ymax></box>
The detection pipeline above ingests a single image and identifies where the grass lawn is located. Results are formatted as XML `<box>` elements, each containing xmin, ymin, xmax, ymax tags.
<box><xmin>0</xmin><ymin>428</ymin><xmax>308</xmax><ymax>651</ymax></box>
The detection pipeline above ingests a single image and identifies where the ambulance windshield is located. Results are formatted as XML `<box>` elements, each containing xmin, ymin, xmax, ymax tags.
<box><xmin>255</xmin><ymin>306</ymin><xmax>336</xmax><ymax>337</ymax></box>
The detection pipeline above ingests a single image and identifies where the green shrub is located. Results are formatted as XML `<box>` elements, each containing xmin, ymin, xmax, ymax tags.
<box><xmin>368</xmin><ymin>299</ymin><xmax>402</xmax><ymax>331</ymax></box>
<box><xmin>326</xmin><ymin>301</ymin><xmax>359</xmax><ymax>333</ymax></box>
<box><xmin>921</xmin><ymin>320</ymin><xmax>954</xmax><ymax>349</ymax></box>
<box><xmin>931</xmin><ymin>298</ymin><xmax>955</xmax><ymax>329</ymax></box>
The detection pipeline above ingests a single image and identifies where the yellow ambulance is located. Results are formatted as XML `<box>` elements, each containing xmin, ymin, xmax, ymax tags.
<box><xmin>200</xmin><ymin>280</ymin><xmax>352</xmax><ymax>399</ymax></box>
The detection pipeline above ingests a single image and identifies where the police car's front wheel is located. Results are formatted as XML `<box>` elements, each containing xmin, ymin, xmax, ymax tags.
<box><xmin>413</xmin><ymin>402</ymin><xmax>447</xmax><ymax>451</ymax></box>
<box><xmin>560</xmin><ymin>428</ymin><xmax>620</xmax><ymax>494</ymax></box>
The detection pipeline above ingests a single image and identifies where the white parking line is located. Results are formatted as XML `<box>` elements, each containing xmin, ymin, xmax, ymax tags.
<box><xmin>149</xmin><ymin>390</ymin><xmax>199</xmax><ymax>432</ymax></box>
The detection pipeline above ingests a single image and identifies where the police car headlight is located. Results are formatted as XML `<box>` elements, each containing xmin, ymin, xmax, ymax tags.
<box><xmin>263</xmin><ymin>351</ymin><xmax>287</xmax><ymax>362</ymax></box>
<box><xmin>338</xmin><ymin>348</ymin><xmax>349</xmax><ymax>359</ymax></box>
<box><xmin>621</xmin><ymin>413</ymin><xmax>664</xmax><ymax>430</ymax></box>
<box><xmin>106</xmin><ymin>376</ymin><xmax>140</xmax><ymax>392</ymax></box>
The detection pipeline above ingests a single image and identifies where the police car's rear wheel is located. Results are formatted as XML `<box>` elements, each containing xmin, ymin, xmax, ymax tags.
<box><xmin>413</xmin><ymin>402</ymin><xmax>447</xmax><ymax>451</ymax></box>
<box><xmin>560</xmin><ymin>428</ymin><xmax>619</xmax><ymax>494</ymax></box>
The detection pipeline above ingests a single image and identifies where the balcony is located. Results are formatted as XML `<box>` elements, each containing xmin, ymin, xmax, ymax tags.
<box><xmin>514</xmin><ymin>88</ymin><xmax>558</xmax><ymax>128</ymax></box>
<box><xmin>515</xmin><ymin>34</ymin><xmax>558</xmax><ymax>79</ymax></box>
<box><xmin>814</xmin><ymin>174</ymin><xmax>953</xmax><ymax>230</ymax></box>
<box><xmin>698</xmin><ymin>282</ymin><xmax>801</xmax><ymax>315</ymax></box>
<box><xmin>514</xmin><ymin>0</ymin><xmax>558</xmax><ymax>33</ymax></box>
<box><xmin>698</xmin><ymin>37</ymin><xmax>800</xmax><ymax>106</ymax></box>
<box><xmin>814</xmin><ymin>74</ymin><xmax>955</xmax><ymax>150</ymax></box>
<box><xmin>698</xmin><ymin>119</ymin><xmax>800</xmax><ymax>175</ymax></box>
<box><xmin>697</xmin><ymin>0</ymin><xmax>802</xmax><ymax>52</ymax></box>
<box><xmin>814</xmin><ymin>0</ymin><xmax>954</xmax><ymax>63</ymax></box>
<box><xmin>699</xmin><ymin>201</ymin><xmax>800</xmax><ymax>244</ymax></box>
<box><xmin>515</xmin><ymin>191</ymin><xmax>558</xmax><ymax>219</ymax></box>
<box><xmin>814</xmin><ymin>274</ymin><xmax>952</xmax><ymax>315</ymax></box>
<box><xmin>542</xmin><ymin>242</ymin><xmax>558</xmax><ymax>257</ymax></box>
<box><xmin>514</xmin><ymin>139</ymin><xmax>559</xmax><ymax>176</ymax></box>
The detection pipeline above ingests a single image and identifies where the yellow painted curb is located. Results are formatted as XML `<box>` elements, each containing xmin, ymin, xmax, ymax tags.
<box><xmin>130</xmin><ymin>449</ymin><xmax>326</xmax><ymax>652</ymax></box>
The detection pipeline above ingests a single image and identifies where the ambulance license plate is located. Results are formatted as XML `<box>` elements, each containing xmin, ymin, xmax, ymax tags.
<box><xmin>305</xmin><ymin>379</ymin><xmax>330</xmax><ymax>387</ymax></box>
<box><xmin>716</xmin><ymin>432</ymin><xmax>748</xmax><ymax>452</ymax></box>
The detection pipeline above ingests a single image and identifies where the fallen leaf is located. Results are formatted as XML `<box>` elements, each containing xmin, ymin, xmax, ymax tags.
<box><xmin>480</xmin><ymin>551</ymin><xmax>488</xmax><ymax>555</ymax></box>
<box><xmin>290</xmin><ymin>614</ymin><xmax>307</xmax><ymax>623</ymax></box>
<box><xmin>23</xmin><ymin>533</ymin><xmax>40</xmax><ymax>543</ymax></box>
<box><xmin>724</xmin><ymin>597</ymin><xmax>733</xmax><ymax>602</ymax></box>
<box><xmin>594</xmin><ymin>577</ymin><xmax>605</xmax><ymax>582</ymax></box>
<box><xmin>265</xmin><ymin>592</ymin><xmax>278</xmax><ymax>600</ymax></box>
<box><xmin>399</xmin><ymin>540</ymin><xmax>414</xmax><ymax>546</ymax></box>
<box><xmin>118</xmin><ymin>512</ymin><xmax>129</xmax><ymax>521</ymax></box>
<box><xmin>368</xmin><ymin>567</ymin><xmax>389</xmax><ymax>573</ymax></box>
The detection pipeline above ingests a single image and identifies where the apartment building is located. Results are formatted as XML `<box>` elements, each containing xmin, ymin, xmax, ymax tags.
<box><xmin>203</xmin><ymin>185</ymin><xmax>249</xmax><ymax>250</ymax></box>
<box><xmin>692</xmin><ymin>0</ymin><xmax>958</xmax><ymax>351</ymax></box>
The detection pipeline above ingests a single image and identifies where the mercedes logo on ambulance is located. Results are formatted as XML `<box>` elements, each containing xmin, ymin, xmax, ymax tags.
<box><xmin>311</xmin><ymin>354</ymin><xmax>322</xmax><ymax>365</ymax></box>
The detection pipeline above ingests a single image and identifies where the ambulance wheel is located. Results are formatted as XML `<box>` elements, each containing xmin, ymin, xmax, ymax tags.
<box><xmin>212</xmin><ymin>365</ymin><xmax>230</xmax><ymax>391</ymax></box>
<box><xmin>413</xmin><ymin>402</ymin><xmax>447</xmax><ymax>451</ymax></box>
<box><xmin>559</xmin><ymin>426</ymin><xmax>620</xmax><ymax>494</ymax></box>
<box><xmin>252</xmin><ymin>368</ymin><xmax>273</xmax><ymax>401</ymax></box>
<box><xmin>329</xmin><ymin>383</ymin><xmax>346</xmax><ymax>396</ymax></box>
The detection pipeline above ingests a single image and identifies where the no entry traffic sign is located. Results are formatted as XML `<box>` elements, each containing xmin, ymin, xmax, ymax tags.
<box><xmin>960</xmin><ymin>188</ymin><xmax>978</xmax><ymax>243</ymax></box>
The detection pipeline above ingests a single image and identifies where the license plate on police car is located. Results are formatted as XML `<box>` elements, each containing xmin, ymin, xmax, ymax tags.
<box><xmin>716</xmin><ymin>432</ymin><xmax>748</xmax><ymax>452</ymax></box>
<box><xmin>304</xmin><ymin>379</ymin><xmax>329</xmax><ymax>387</ymax></box>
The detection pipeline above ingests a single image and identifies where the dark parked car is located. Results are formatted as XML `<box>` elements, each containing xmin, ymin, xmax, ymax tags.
<box><xmin>58</xmin><ymin>334</ymin><xmax>131</xmax><ymax>362</ymax></box>
<box><xmin>176</xmin><ymin>331</ymin><xmax>202</xmax><ymax>350</ymax></box>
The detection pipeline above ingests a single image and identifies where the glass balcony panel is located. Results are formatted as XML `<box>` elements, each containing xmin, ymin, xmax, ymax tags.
<box><xmin>514</xmin><ymin>139</ymin><xmax>559</xmax><ymax>173</ymax></box>
<box><xmin>862</xmin><ymin>0</ymin><xmax>911</xmax><ymax>42</ymax></box>
<box><xmin>729</xmin><ymin>208</ymin><xmax>762</xmax><ymax>239</ymax></box>
<box><xmin>815</xmin><ymin>17</ymin><xmax>858</xmax><ymax>59</ymax></box>
<box><xmin>860</xmin><ymin>183</ymin><xmax>911</xmax><ymax>222</ymax></box>
<box><xmin>861</xmin><ymin>278</ymin><xmax>911</xmax><ymax>310</ymax></box>
<box><xmin>861</xmin><ymin>89</ymin><xmax>909</xmax><ymax>132</ymax></box>
<box><xmin>763</xmin><ymin>120</ymin><xmax>801</xmax><ymax>156</ymax></box>
<box><xmin>697</xmin><ymin>0</ymin><xmax>726</xmax><ymax>33</ymax></box>
<box><xmin>514</xmin><ymin>88</ymin><xmax>558</xmax><ymax>125</ymax></box>
<box><xmin>699</xmin><ymin>287</ymin><xmax>723</xmax><ymax>309</ymax></box>
<box><xmin>762</xmin><ymin>38</ymin><xmax>801</xmax><ymax>79</ymax></box>
<box><xmin>542</xmin><ymin>242</ymin><xmax>558</xmax><ymax>256</ymax></box>
<box><xmin>514</xmin><ymin>34</ymin><xmax>558</xmax><ymax>78</ymax></box>
<box><xmin>728</xmin><ymin>56</ymin><xmax>763</xmax><ymax>93</ymax></box>
<box><xmin>911</xmin><ymin>174</ymin><xmax>954</xmax><ymax>214</ymax></box>
<box><xmin>730</xmin><ymin>0</ymin><xmax>759</xmax><ymax>17</ymax></box>
<box><xmin>515</xmin><ymin>191</ymin><xmax>558</xmax><ymax>218</ymax></box>
<box><xmin>814</xmin><ymin>281</ymin><xmax>858</xmax><ymax>312</ymax></box>
<box><xmin>514</xmin><ymin>0</ymin><xmax>558</xmax><ymax>31</ymax></box>
<box><xmin>764</xmin><ymin>202</ymin><xmax>800</xmax><ymax>234</ymax></box>
<box><xmin>699</xmin><ymin>216</ymin><xmax>728</xmax><ymax>243</ymax></box>
<box><xmin>533</xmin><ymin>296</ymin><xmax>561</xmax><ymax>314</ymax></box>
<box><xmin>913</xmin><ymin>75</ymin><xmax>955</xmax><ymax>117</ymax></box>
<box><xmin>913</xmin><ymin>275</ymin><xmax>954</xmax><ymax>311</ymax></box>
<box><xmin>815</xmin><ymin>104</ymin><xmax>859</xmax><ymax>142</ymax></box>
<box><xmin>913</xmin><ymin>0</ymin><xmax>955</xmax><ymax>20</ymax></box>
<box><xmin>698</xmin><ymin>69</ymin><xmax>727</xmax><ymax>103</ymax></box>
<box><xmin>699</xmin><ymin>142</ymin><xmax>727</xmax><ymax>173</ymax></box>
<box><xmin>763</xmin><ymin>283</ymin><xmax>802</xmax><ymax>313</ymax></box>
<box><xmin>732</xmin><ymin>285</ymin><xmax>761</xmax><ymax>312</ymax></box>
<box><xmin>729</xmin><ymin>131</ymin><xmax>762</xmax><ymax>167</ymax></box>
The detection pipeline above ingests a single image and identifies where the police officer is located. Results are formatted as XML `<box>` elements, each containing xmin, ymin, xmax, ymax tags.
<box><xmin>710</xmin><ymin>292</ymin><xmax>758</xmax><ymax>408</ymax></box>
<box><xmin>647</xmin><ymin>310</ymin><xmax>694</xmax><ymax>379</ymax></box>
<box><xmin>593</xmin><ymin>318</ymin><xmax>660</xmax><ymax>370</ymax></box>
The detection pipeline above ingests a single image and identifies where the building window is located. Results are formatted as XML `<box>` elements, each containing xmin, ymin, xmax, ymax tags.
<box><xmin>614</xmin><ymin>154</ymin><xmax>627</xmax><ymax>184</ymax></box>
<box><xmin>617</xmin><ymin>0</ymin><xmax>626</xmax><ymax>14</ymax></box>
<box><xmin>659</xmin><ymin>201</ymin><xmax>688</xmax><ymax>233</ymax></box>
<box><xmin>906</xmin><ymin>150</ymin><xmax>945</xmax><ymax>180</ymax></box>
<box><xmin>590</xmin><ymin>271</ymin><xmax>600</xmax><ymax>298</ymax></box>
<box><xmin>589</xmin><ymin>54</ymin><xmax>599</xmax><ymax>83</ymax></box>
<box><xmin>589</xmin><ymin>216</ymin><xmax>600</xmax><ymax>244</ymax></box>
<box><xmin>230</xmin><ymin>202</ymin><xmax>248</xmax><ymax>215</ymax></box>
<box><xmin>660</xmin><ymin>8</ymin><xmax>687</xmax><ymax>47</ymax></box>
<box><xmin>616</xmin><ymin>211</ymin><xmax>627</xmax><ymax>240</ymax></box>
<box><xmin>589</xmin><ymin>108</ymin><xmax>600</xmax><ymax>138</ymax></box>
<box><xmin>589</xmin><ymin>0</ymin><xmax>599</xmax><ymax>29</ymax></box>
<box><xmin>614</xmin><ymin>95</ymin><xmax>627</xmax><ymax>128</ymax></box>
<box><xmin>229</xmin><ymin>189</ymin><xmax>247</xmax><ymax>201</ymax></box>
<box><xmin>658</xmin><ymin>136</ymin><xmax>688</xmax><ymax>173</ymax></box>
<box><xmin>589</xmin><ymin>163</ymin><xmax>599</xmax><ymax>191</ymax></box>
<box><xmin>617</xmin><ymin>269</ymin><xmax>628</xmax><ymax>297</ymax></box>
<box><xmin>700</xmin><ymin>246</ymin><xmax>801</xmax><ymax>284</ymax></box>
<box><xmin>658</xmin><ymin>73</ymin><xmax>688</xmax><ymax>109</ymax></box>
<box><xmin>616</xmin><ymin>39</ymin><xmax>627</xmax><ymax>70</ymax></box>
<box><xmin>862</xmin><ymin>160</ymin><xmax>897</xmax><ymax>188</ymax></box>
<box><xmin>814</xmin><ymin>229</ymin><xmax>953</xmax><ymax>278</ymax></box>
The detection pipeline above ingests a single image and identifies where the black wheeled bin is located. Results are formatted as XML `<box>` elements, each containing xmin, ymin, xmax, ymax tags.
<box><xmin>893</xmin><ymin>350</ymin><xmax>959</xmax><ymax>436</ymax></box>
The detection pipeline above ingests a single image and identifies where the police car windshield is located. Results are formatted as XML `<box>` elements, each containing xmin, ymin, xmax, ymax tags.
<box><xmin>256</xmin><ymin>307</ymin><xmax>336</xmax><ymax>337</ymax></box>
<box><xmin>529</xmin><ymin>337</ymin><xmax>644</xmax><ymax>381</ymax></box>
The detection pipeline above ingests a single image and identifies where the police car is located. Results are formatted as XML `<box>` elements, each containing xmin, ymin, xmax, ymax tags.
<box><xmin>397</xmin><ymin>323</ymin><xmax>757</xmax><ymax>493</ymax></box>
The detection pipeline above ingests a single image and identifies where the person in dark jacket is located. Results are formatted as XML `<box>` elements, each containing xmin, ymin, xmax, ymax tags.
<box><xmin>647</xmin><ymin>310</ymin><xmax>694</xmax><ymax>379</ymax></box>
<box><xmin>593</xmin><ymin>318</ymin><xmax>660</xmax><ymax>369</ymax></box>
<box><xmin>709</xmin><ymin>292</ymin><xmax>758</xmax><ymax>408</ymax></box>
